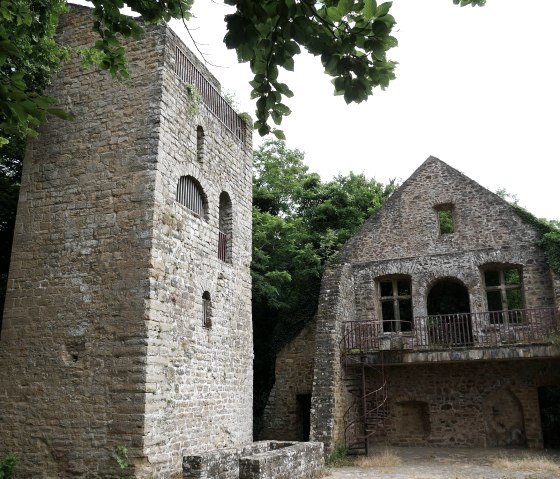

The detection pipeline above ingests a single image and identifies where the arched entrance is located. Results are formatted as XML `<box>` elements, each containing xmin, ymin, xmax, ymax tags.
<box><xmin>427</xmin><ymin>279</ymin><xmax>473</xmax><ymax>346</ymax></box>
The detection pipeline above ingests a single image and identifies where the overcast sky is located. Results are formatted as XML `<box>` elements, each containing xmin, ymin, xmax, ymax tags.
<box><xmin>168</xmin><ymin>0</ymin><xmax>559</xmax><ymax>221</ymax></box>
<box><xmin>71</xmin><ymin>1</ymin><xmax>559</xmax><ymax>220</ymax></box>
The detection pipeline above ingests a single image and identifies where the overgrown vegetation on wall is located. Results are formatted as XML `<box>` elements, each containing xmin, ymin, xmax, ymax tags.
<box><xmin>251</xmin><ymin>139</ymin><xmax>397</xmax><ymax>435</ymax></box>
<box><xmin>511</xmin><ymin>204</ymin><xmax>560</xmax><ymax>276</ymax></box>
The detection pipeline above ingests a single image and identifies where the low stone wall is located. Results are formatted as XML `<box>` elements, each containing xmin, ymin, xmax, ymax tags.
<box><xmin>183</xmin><ymin>446</ymin><xmax>240</xmax><ymax>479</ymax></box>
<box><xmin>183</xmin><ymin>441</ymin><xmax>323</xmax><ymax>479</ymax></box>
<box><xmin>239</xmin><ymin>442</ymin><xmax>323</xmax><ymax>479</ymax></box>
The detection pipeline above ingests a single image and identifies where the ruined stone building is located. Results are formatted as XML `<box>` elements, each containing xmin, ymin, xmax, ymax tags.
<box><xmin>0</xmin><ymin>6</ymin><xmax>254</xmax><ymax>477</ymax></box>
<box><xmin>263</xmin><ymin>157</ymin><xmax>560</xmax><ymax>453</ymax></box>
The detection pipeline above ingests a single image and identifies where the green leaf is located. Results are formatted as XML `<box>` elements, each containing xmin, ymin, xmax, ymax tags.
<box><xmin>272</xmin><ymin>129</ymin><xmax>286</xmax><ymax>140</ymax></box>
<box><xmin>282</xmin><ymin>57</ymin><xmax>294</xmax><ymax>71</ymax></box>
<box><xmin>376</xmin><ymin>2</ymin><xmax>392</xmax><ymax>17</ymax></box>
<box><xmin>362</xmin><ymin>0</ymin><xmax>378</xmax><ymax>20</ymax></box>
<box><xmin>337</xmin><ymin>0</ymin><xmax>354</xmax><ymax>16</ymax></box>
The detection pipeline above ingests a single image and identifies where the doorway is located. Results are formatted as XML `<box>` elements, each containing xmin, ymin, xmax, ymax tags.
<box><xmin>427</xmin><ymin>279</ymin><xmax>473</xmax><ymax>345</ymax></box>
<box><xmin>296</xmin><ymin>394</ymin><xmax>312</xmax><ymax>441</ymax></box>
<box><xmin>538</xmin><ymin>385</ymin><xmax>560</xmax><ymax>448</ymax></box>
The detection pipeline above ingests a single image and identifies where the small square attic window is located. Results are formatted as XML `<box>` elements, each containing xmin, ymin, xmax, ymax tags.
<box><xmin>436</xmin><ymin>205</ymin><xmax>454</xmax><ymax>235</ymax></box>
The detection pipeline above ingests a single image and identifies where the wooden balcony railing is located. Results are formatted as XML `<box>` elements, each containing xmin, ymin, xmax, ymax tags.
<box><xmin>341</xmin><ymin>307</ymin><xmax>560</xmax><ymax>353</ymax></box>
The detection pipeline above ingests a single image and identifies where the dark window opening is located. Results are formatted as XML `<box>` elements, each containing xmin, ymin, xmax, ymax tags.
<box><xmin>427</xmin><ymin>279</ymin><xmax>473</xmax><ymax>346</ymax></box>
<box><xmin>539</xmin><ymin>385</ymin><xmax>560</xmax><ymax>448</ymax></box>
<box><xmin>202</xmin><ymin>291</ymin><xmax>212</xmax><ymax>328</ymax></box>
<box><xmin>296</xmin><ymin>394</ymin><xmax>312</xmax><ymax>441</ymax></box>
<box><xmin>435</xmin><ymin>204</ymin><xmax>454</xmax><ymax>235</ymax></box>
<box><xmin>176</xmin><ymin>175</ymin><xmax>208</xmax><ymax>219</ymax></box>
<box><xmin>483</xmin><ymin>266</ymin><xmax>523</xmax><ymax>324</ymax></box>
<box><xmin>197</xmin><ymin>125</ymin><xmax>205</xmax><ymax>163</ymax></box>
<box><xmin>218</xmin><ymin>192</ymin><xmax>232</xmax><ymax>263</ymax></box>
<box><xmin>379</xmin><ymin>277</ymin><xmax>413</xmax><ymax>332</ymax></box>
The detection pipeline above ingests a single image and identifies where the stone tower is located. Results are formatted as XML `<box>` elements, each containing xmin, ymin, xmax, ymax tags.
<box><xmin>0</xmin><ymin>6</ymin><xmax>253</xmax><ymax>478</ymax></box>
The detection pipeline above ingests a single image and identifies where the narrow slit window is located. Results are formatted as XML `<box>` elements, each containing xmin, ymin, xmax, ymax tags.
<box><xmin>196</xmin><ymin>126</ymin><xmax>205</xmax><ymax>163</ymax></box>
<box><xmin>218</xmin><ymin>192</ymin><xmax>233</xmax><ymax>263</ymax></box>
<box><xmin>436</xmin><ymin>205</ymin><xmax>454</xmax><ymax>235</ymax></box>
<box><xmin>202</xmin><ymin>291</ymin><xmax>212</xmax><ymax>328</ymax></box>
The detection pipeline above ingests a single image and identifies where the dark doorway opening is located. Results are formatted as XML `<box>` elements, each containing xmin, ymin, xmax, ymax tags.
<box><xmin>296</xmin><ymin>394</ymin><xmax>312</xmax><ymax>441</ymax></box>
<box><xmin>539</xmin><ymin>385</ymin><xmax>560</xmax><ymax>448</ymax></box>
<box><xmin>427</xmin><ymin>279</ymin><xmax>473</xmax><ymax>346</ymax></box>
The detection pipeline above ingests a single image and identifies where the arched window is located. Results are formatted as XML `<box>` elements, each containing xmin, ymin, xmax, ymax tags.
<box><xmin>218</xmin><ymin>191</ymin><xmax>232</xmax><ymax>263</ymax></box>
<box><xmin>427</xmin><ymin>278</ymin><xmax>473</xmax><ymax>346</ymax></box>
<box><xmin>197</xmin><ymin>125</ymin><xmax>205</xmax><ymax>163</ymax></box>
<box><xmin>378</xmin><ymin>275</ymin><xmax>413</xmax><ymax>332</ymax></box>
<box><xmin>202</xmin><ymin>291</ymin><xmax>212</xmax><ymax>328</ymax></box>
<box><xmin>176</xmin><ymin>175</ymin><xmax>208</xmax><ymax>219</ymax></box>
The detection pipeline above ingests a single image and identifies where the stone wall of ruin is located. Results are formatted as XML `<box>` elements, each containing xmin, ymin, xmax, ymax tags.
<box><xmin>309</xmin><ymin>263</ymin><xmax>355</xmax><ymax>454</ymax></box>
<box><xmin>0</xmin><ymin>6</ymin><xmax>253</xmax><ymax>478</ymax></box>
<box><xmin>311</xmin><ymin>157</ymin><xmax>560</xmax><ymax>453</ymax></box>
<box><xmin>0</xmin><ymin>8</ymin><xmax>164</xmax><ymax>476</ymax></box>
<box><xmin>142</xmin><ymin>25</ymin><xmax>253</xmax><ymax>476</ymax></box>
<box><xmin>380</xmin><ymin>358</ymin><xmax>560</xmax><ymax>448</ymax></box>
<box><xmin>261</xmin><ymin>320</ymin><xmax>316</xmax><ymax>441</ymax></box>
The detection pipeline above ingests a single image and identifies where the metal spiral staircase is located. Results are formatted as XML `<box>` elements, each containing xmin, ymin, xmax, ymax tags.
<box><xmin>340</xmin><ymin>326</ymin><xmax>389</xmax><ymax>455</ymax></box>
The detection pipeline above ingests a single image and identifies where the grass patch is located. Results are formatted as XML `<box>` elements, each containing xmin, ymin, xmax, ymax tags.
<box><xmin>491</xmin><ymin>454</ymin><xmax>560</xmax><ymax>475</ymax></box>
<box><xmin>325</xmin><ymin>444</ymin><xmax>355</xmax><ymax>468</ymax></box>
<box><xmin>354</xmin><ymin>448</ymin><xmax>402</xmax><ymax>468</ymax></box>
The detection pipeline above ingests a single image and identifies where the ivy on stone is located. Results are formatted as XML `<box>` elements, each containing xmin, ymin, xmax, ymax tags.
<box><xmin>511</xmin><ymin>204</ymin><xmax>560</xmax><ymax>276</ymax></box>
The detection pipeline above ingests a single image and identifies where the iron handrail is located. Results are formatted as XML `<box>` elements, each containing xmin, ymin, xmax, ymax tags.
<box><xmin>341</xmin><ymin>307</ymin><xmax>560</xmax><ymax>353</ymax></box>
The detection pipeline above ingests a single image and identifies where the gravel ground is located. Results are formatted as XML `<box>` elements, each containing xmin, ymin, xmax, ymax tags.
<box><xmin>326</xmin><ymin>446</ymin><xmax>560</xmax><ymax>479</ymax></box>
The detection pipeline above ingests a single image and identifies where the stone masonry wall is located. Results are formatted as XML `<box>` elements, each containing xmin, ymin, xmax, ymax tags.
<box><xmin>261</xmin><ymin>320</ymin><xmax>316</xmax><ymax>441</ymax></box>
<box><xmin>310</xmin><ymin>263</ymin><xmax>355</xmax><ymax>454</ymax></box>
<box><xmin>0</xmin><ymin>6</ymin><xmax>253</xmax><ymax>478</ymax></box>
<box><xmin>238</xmin><ymin>442</ymin><xmax>323</xmax><ymax>479</ymax></box>
<box><xmin>141</xmin><ymin>27</ymin><xmax>253</xmax><ymax>476</ymax></box>
<box><xmin>311</xmin><ymin>157</ymin><xmax>559</xmax><ymax>453</ymax></box>
<box><xmin>0</xmin><ymin>6</ymin><xmax>164</xmax><ymax>477</ymax></box>
<box><xmin>183</xmin><ymin>441</ymin><xmax>324</xmax><ymax>479</ymax></box>
<box><xmin>343</xmin><ymin>157</ymin><xmax>542</xmax><ymax>265</ymax></box>
<box><xmin>352</xmin><ymin>243</ymin><xmax>555</xmax><ymax>324</ymax></box>
<box><xmin>381</xmin><ymin>359</ymin><xmax>560</xmax><ymax>448</ymax></box>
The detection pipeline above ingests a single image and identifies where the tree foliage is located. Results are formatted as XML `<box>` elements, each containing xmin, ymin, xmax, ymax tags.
<box><xmin>0</xmin><ymin>0</ymin><xmax>70</xmax><ymax>144</ymax></box>
<box><xmin>0</xmin><ymin>0</ymin><xmax>486</xmax><ymax>142</ymax></box>
<box><xmin>0</xmin><ymin>136</ymin><xmax>23</xmax><ymax>326</ymax></box>
<box><xmin>251</xmin><ymin>139</ymin><xmax>397</xmax><ymax>434</ymax></box>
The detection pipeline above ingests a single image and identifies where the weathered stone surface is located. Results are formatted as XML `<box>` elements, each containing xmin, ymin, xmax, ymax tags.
<box><xmin>238</xmin><ymin>442</ymin><xmax>323</xmax><ymax>479</ymax></box>
<box><xmin>183</xmin><ymin>441</ymin><xmax>324</xmax><ymax>479</ymax></box>
<box><xmin>261</xmin><ymin>319</ymin><xmax>316</xmax><ymax>441</ymax></box>
<box><xmin>307</xmin><ymin>157</ymin><xmax>560</xmax><ymax>454</ymax></box>
<box><xmin>310</xmin><ymin>263</ymin><xmax>356</xmax><ymax>454</ymax></box>
<box><xmin>0</xmin><ymin>5</ymin><xmax>252</xmax><ymax>478</ymax></box>
<box><xmin>382</xmin><ymin>359</ymin><xmax>560</xmax><ymax>448</ymax></box>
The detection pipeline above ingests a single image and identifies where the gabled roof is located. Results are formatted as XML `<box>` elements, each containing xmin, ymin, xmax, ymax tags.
<box><xmin>339</xmin><ymin>156</ymin><xmax>539</xmax><ymax>264</ymax></box>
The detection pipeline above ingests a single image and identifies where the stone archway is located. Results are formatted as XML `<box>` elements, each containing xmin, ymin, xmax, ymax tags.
<box><xmin>484</xmin><ymin>388</ymin><xmax>526</xmax><ymax>446</ymax></box>
<box><xmin>427</xmin><ymin>279</ymin><xmax>473</xmax><ymax>345</ymax></box>
<box><xmin>427</xmin><ymin>279</ymin><xmax>470</xmax><ymax>315</ymax></box>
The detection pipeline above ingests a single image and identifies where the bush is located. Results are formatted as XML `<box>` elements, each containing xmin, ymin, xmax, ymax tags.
<box><xmin>0</xmin><ymin>453</ymin><xmax>17</xmax><ymax>479</ymax></box>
